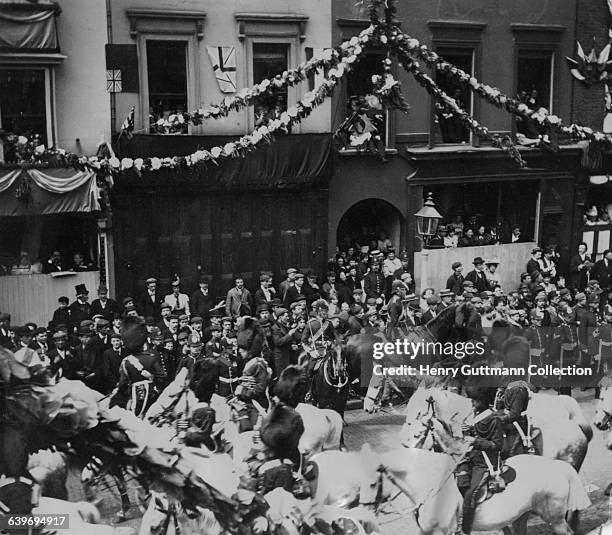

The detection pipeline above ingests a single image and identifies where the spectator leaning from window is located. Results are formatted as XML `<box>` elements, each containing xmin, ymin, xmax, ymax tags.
<box><xmin>43</xmin><ymin>250</ymin><xmax>65</xmax><ymax>273</ymax></box>
<box><xmin>486</xmin><ymin>225</ymin><xmax>501</xmax><ymax>245</ymax></box>
<box><xmin>11</xmin><ymin>251</ymin><xmax>36</xmax><ymax>276</ymax></box>
<box><xmin>584</xmin><ymin>206</ymin><xmax>598</xmax><ymax>226</ymax></box>
<box><xmin>458</xmin><ymin>228</ymin><xmax>475</xmax><ymax>248</ymax></box>
<box><xmin>71</xmin><ymin>252</ymin><xmax>95</xmax><ymax>272</ymax></box>
<box><xmin>444</xmin><ymin>226</ymin><xmax>458</xmax><ymax>248</ymax></box>
<box><xmin>508</xmin><ymin>224</ymin><xmax>524</xmax><ymax>244</ymax></box>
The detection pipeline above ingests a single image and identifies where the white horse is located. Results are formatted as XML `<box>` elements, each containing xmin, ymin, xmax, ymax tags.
<box><xmin>309</xmin><ymin>445</ymin><xmax>590</xmax><ymax>535</ymax></box>
<box><xmin>294</xmin><ymin>403</ymin><xmax>343</xmax><ymax>457</ymax></box>
<box><xmin>400</xmin><ymin>387</ymin><xmax>592</xmax><ymax>470</ymax></box>
<box><xmin>591</xmin><ymin>386</ymin><xmax>612</xmax><ymax>494</ymax></box>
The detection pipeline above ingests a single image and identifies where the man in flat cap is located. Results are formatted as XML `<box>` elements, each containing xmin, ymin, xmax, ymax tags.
<box><xmin>225</xmin><ymin>275</ymin><xmax>252</xmax><ymax>319</ymax></box>
<box><xmin>47</xmin><ymin>331</ymin><xmax>73</xmax><ymax>379</ymax></box>
<box><xmin>284</xmin><ymin>272</ymin><xmax>308</xmax><ymax>309</ymax></box>
<box><xmin>137</xmin><ymin>277</ymin><xmax>164</xmax><ymax>320</ymax></box>
<box><xmin>90</xmin><ymin>285</ymin><xmax>120</xmax><ymax>323</ymax></box>
<box><xmin>254</xmin><ymin>273</ymin><xmax>277</xmax><ymax>309</ymax></box>
<box><xmin>446</xmin><ymin>262</ymin><xmax>465</xmax><ymax>296</ymax></box>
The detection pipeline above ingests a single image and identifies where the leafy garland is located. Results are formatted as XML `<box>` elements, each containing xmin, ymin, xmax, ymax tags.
<box><xmin>0</xmin><ymin>25</ymin><xmax>374</xmax><ymax>176</ymax></box>
<box><xmin>388</xmin><ymin>26</ymin><xmax>609</xmax><ymax>150</ymax></box>
<box><xmin>4</xmin><ymin>0</ymin><xmax>612</xmax><ymax>178</ymax></box>
<box><xmin>392</xmin><ymin>46</ymin><xmax>528</xmax><ymax>167</ymax></box>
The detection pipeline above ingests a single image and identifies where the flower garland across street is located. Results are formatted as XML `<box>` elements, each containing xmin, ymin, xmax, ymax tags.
<box><xmin>390</xmin><ymin>26</ymin><xmax>612</xmax><ymax>150</ymax></box>
<box><xmin>149</xmin><ymin>26</ymin><xmax>376</xmax><ymax>134</ymax></box>
<box><xmin>392</xmin><ymin>46</ymin><xmax>528</xmax><ymax>167</ymax></box>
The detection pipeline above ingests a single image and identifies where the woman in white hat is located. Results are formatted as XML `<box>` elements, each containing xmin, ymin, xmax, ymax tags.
<box><xmin>485</xmin><ymin>258</ymin><xmax>501</xmax><ymax>290</ymax></box>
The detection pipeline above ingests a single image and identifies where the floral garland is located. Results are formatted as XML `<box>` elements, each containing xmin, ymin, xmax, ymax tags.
<box><xmin>146</xmin><ymin>26</ymin><xmax>376</xmax><ymax>134</ymax></box>
<box><xmin>389</xmin><ymin>25</ymin><xmax>612</xmax><ymax>151</ymax></box>
<box><xmin>116</xmin><ymin>40</ymin><xmax>368</xmax><ymax>173</ymax></box>
<box><xmin>393</xmin><ymin>47</ymin><xmax>527</xmax><ymax>167</ymax></box>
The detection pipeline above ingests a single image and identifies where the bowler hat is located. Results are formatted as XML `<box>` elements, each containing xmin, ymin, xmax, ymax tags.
<box><xmin>472</xmin><ymin>257</ymin><xmax>485</xmax><ymax>265</ymax></box>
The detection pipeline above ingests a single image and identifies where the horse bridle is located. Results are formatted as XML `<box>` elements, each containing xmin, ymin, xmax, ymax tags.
<box><xmin>596</xmin><ymin>397</ymin><xmax>612</xmax><ymax>430</ymax></box>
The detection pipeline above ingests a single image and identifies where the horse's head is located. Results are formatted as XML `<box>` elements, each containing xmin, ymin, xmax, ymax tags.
<box><xmin>427</xmin><ymin>303</ymin><xmax>480</xmax><ymax>343</ymax></box>
<box><xmin>594</xmin><ymin>388</ymin><xmax>612</xmax><ymax>432</ymax></box>
<box><xmin>356</xmin><ymin>444</ymin><xmax>403</xmax><ymax>508</ymax></box>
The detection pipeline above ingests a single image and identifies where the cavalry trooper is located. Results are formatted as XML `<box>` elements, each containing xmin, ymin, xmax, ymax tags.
<box><xmin>493</xmin><ymin>337</ymin><xmax>532</xmax><ymax>457</ymax></box>
<box><xmin>300</xmin><ymin>299</ymin><xmax>339</xmax><ymax>376</ymax></box>
<box><xmin>110</xmin><ymin>318</ymin><xmax>164</xmax><ymax>418</ymax></box>
<box><xmin>385</xmin><ymin>280</ymin><xmax>408</xmax><ymax>339</ymax></box>
<box><xmin>457</xmin><ymin>384</ymin><xmax>503</xmax><ymax>535</ymax></box>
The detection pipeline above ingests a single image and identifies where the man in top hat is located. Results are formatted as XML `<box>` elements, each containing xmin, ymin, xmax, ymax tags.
<box><xmin>90</xmin><ymin>285</ymin><xmax>120</xmax><ymax>323</ymax></box>
<box><xmin>69</xmin><ymin>284</ymin><xmax>91</xmax><ymax>333</ymax></box>
<box><xmin>137</xmin><ymin>277</ymin><xmax>164</xmax><ymax>321</ymax></box>
<box><xmin>164</xmin><ymin>277</ymin><xmax>190</xmax><ymax>317</ymax></box>
<box><xmin>465</xmin><ymin>257</ymin><xmax>491</xmax><ymax>294</ymax></box>
<box><xmin>191</xmin><ymin>278</ymin><xmax>213</xmax><ymax>325</ymax></box>
<box><xmin>446</xmin><ymin>262</ymin><xmax>465</xmax><ymax>296</ymax></box>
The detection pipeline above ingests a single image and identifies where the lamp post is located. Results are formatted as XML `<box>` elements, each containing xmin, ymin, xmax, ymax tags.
<box><xmin>415</xmin><ymin>192</ymin><xmax>443</xmax><ymax>247</ymax></box>
<box><xmin>414</xmin><ymin>192</ymin><xmax>443</xmax><ymax>295</ymax></box>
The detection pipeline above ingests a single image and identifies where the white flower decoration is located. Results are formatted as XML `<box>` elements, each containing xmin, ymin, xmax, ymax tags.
<box><xmin>223</xmin><ymin>142</ymin><xmax>235</xmax><ymax>155</ymax></box>
<box><xmin>35</xmin><ymin>144</ymin><xmax>45</xmax><ymax>154</ymax></box>
<box><xmin>134</xmin><ymin>158</ymin><xmax>144</xmax><ymax>171</ymax></box>
<box><xmin>151</xmin><ymin>157</ymin><xmax>162</xmax><ymax>170</ymax></box>
<box><xmin>109</xmin><ymin>156</ymin><xmax>120</xmax><ymax>169</ymax></box>
<box><xmin>120</xmin><ymin>157</ymin><xmax>133</xmax><ymax>170</ymax></box>
<box><xmin>17</xmin><ymin>136</ymin><xmax>28</xmax><ymax>145</ymax></box>
<box><xmin>210</xmin><ymin>146</ymin><xmax>222</xmax><ymax>158</ymax></box>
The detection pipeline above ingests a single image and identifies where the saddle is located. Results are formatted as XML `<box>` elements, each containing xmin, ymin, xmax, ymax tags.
<box><xmin>474</xmin><ymin>464</ymin><xmax>517</xmax><ymax>505</ymax></box>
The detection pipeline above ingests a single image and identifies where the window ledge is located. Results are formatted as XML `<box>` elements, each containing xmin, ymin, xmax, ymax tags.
<box><xmin>0</xmin><ymin>52</ymin><xmax>66</xmax><ymax>64</ymax></box>
<box><xmin>338</xmin><ymin>147</ymin><xmax>398</xmax><ymax>157</ymax></box>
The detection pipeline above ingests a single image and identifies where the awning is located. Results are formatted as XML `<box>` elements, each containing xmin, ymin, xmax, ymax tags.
<box><xmin>0</xmin><ymin>168</ymin><xmax>101</xmax><ymax>216</ymax></box>
<box><xmin>0</xmin><ymin>0</ymin><xmax>60</xmax><ymax>52</ymax></box>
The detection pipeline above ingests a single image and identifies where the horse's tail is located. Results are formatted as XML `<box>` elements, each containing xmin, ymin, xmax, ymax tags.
<box><xmin>559</xmin><ymin>394</ymin><xmax>593</xmax><ymax>443</ymax></box>
<box><xmin>564</xmin><ymin>464</ymin><xmax>591</xmax><ymax>515</ymax></box>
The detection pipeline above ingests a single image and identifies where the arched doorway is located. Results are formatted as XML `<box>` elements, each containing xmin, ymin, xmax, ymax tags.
<box><xmin>336</xmin><ymin>199</ymin><xmax>404</xmax><ymax>252</ymax></box>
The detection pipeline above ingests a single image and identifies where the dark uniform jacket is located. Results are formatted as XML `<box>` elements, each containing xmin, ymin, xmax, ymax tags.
<box><xmin>363</xmin><ymin>271</ymin><xmax>385</xmax><ymax>299</ymax></box>
<box><xmin>464</xmin><ymin>270</ymin><xmax>491</xmax><ymax>293</ymax></box>
<box><xmin>137</xmin><ymin>291</ymin><xmax>164</xmax><ymax>320</ymax></box>
<box><xmin>446</xmin><ymin>273</ymin><xmax>464</xmax><ymax>295</ymax></box>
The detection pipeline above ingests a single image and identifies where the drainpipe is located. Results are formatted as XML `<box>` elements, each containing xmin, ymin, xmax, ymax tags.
<box><xmin>106</xmin><ymin>0</ymin><xmax>115</xmax><ymax>134</ymax></box>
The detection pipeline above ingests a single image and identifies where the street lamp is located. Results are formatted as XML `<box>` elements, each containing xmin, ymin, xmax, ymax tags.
<box><xmin>415</xmin><ymin>192</ymin><xmax>443</xmax><ymax>245</ymax></box>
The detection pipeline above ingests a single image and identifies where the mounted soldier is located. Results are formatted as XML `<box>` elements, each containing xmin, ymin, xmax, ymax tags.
<box><xmin>457</xmin><ymin>384</ymin><xmax>503</xmax><ymax>535</ymax></box>
<box><xmin>299</xmin><ymin>299</ymin><xmax>339</xmax><ymax>376</ymax></box>
<box><xmin>493</xmin><ymin>337</ymin><xmax>532</xmax><ymax>457</ymax></box>
<box><xmin>110</xmin><ymin>318</ymin><xmax>164</xmax><ymax>418</ymax></box>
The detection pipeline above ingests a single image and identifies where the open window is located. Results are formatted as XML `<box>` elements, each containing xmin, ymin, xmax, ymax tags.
<box><xmin>515</xmin><ymin>50</ymin><xmax>554</xmax><ymax>137</ymax></box>
<box><xmin>0</xmin><ymin>67</ymin><xmax>52</xmax><ymax>147</ymax></box>
<box><xmin>252</xmin><ymin>43</ymin><xmax>289</xmax><ymax>126</ymax></box>
<box><xmin>146</xmin><ymin>40</ymin><xmax>188</xmax><ymax>133</ymax></box>
<box><xmin>433</xmin><ymin>48</ymin><xmax>473</xmax><ymax>144</ymax></box>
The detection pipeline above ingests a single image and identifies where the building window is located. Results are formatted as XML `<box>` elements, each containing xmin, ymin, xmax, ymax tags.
<box><xmin>516</xmin><ymin>50</ymin><xmax>553</xmax><ymax>136</ymax></box>
<box><xmin>343</xmin><ymin>52</ymin><xmax>388</xmax><ymax>146</ymax></box>
<box><xmin>252</xmin><ymin>43</ymin><xmax>288</xmax><ymax>126</ymax></box>
<box><xmin>0</xmin><ymin>68</ymin><xmax>49</xmax><ymax>144</ymax></box>
<box><xmin>434</xmin><ymin>48</ymin><xmax>473</xmax><ymax>144</ymax></box>
<box><xmin>146</xmin><ymin>40</ymin><xmax>188</xmax><ymax>133</ymax></box>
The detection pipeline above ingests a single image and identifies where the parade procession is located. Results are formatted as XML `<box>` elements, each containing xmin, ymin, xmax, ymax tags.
<box><xmin>8</xmin><ymin>0</ymin><xmax>612</xmax><ymax>533</ymax></box>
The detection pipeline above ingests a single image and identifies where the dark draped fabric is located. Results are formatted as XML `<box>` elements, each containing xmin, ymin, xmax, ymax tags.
<box><xmin>0</xmin><ymin>1</ymin><xmax>60</xmax><ymax>51</ymax></box>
